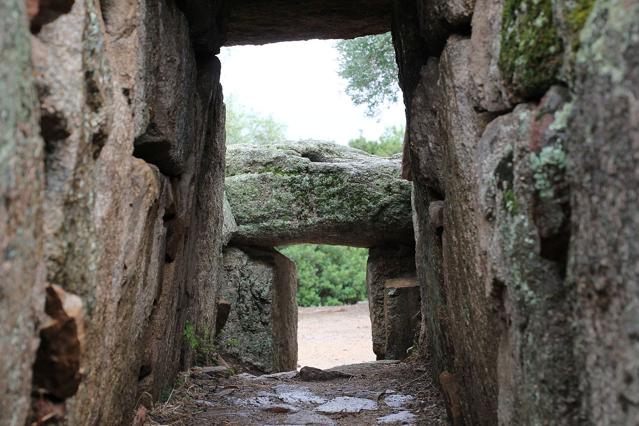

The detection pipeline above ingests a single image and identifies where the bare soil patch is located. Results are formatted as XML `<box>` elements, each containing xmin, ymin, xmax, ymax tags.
<box><xmin>297</xmin><ymin>302</ymin><xmax>376</xmax><ymax>369</ymax></box>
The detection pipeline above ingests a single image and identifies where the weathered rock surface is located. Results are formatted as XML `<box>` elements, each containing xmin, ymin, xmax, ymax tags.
<box><xmin>567</xmin><ymin>1</ymin><xmax>639</xmax><ymax>422</ymax></box>
<box><xmin>28</xmin><ymin>0</ymin><xmax>75</xmax><ymax>33</ymax></box>
<box><xmin>218</xmin><ymin>246</ymin><xmax>297</xmax><ymax>373</ymax></box>
<box><xmin>430</xmin><ymin>36</ymin><xmax>497</xmax><ymax>425</ymax></box>
<box><xmin>366</xmin><ymin>245</ymin><xmax>419</xmax><ymax>360</ymax></box>
<box><xmin>0</xmin><ymin>1</ymin><xmax>46</xmax><ymax>423</ymax></box>
<box><xmin>384</xmin><ymin>280</ymin><xmax>421</xmax><ymax>361</ymax></box>
<box><xmin>222</xmin><ymin>193</ymin><xmax>238</xmax><ymax>246</ymax></box>
<box><xmin>404</xmin><ymin>35</ymin><xmax>498</xmax><ymax>424</ymax></box>
<box><xmin>129</xmin><ymin>0</ymin><xmax>201</xmax><ymax>177</ymax></box>
<box><xmin>0</xmin><ymin>0</ymin><xmax>228</xmax><ymax>424</ymax></box>
<box><xmin>225</xmin><ymin>141</ymin><xmax>413</xmax><ymax>248</ymax></box>
<box><xmin>3</xmin><ymin>0</ymin><xmax>638</xmax><ymax>424</ymax></box>
<box><xmin>32</xmin><ymin>285</ymin><xmax>85</xmax><ymax>401</ymax></box>
<box><xmin>469</xmin><ymin>0</ymin><xmax>513</xmax><ymax>111</ymax></box>
<box><xmin>408</xmin><ymin>58</ymin><xmax>444</xmax><ymax>192</ymax></box>
<box><xmin>437</xmin><ymin>0</ymin><xmax>475</xmax><ymax>26</ymax></box>
<box><xmin>226</xmin><ymin>0</ymin><xmax>391</xmax><ymax>45</ymax></box>
<box><xmin>477</xmin><ymin>94</ymin><xmax>579</xmax><ymax>424</ymax></box>
<box><xmin>399</xmin><ymin>0</ymin><xmax>638</xmax><ymax>419</ymax></box>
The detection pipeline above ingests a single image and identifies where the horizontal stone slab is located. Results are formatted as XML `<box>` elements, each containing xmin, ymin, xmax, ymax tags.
<box><xmin>225</xmin><ymin>141</ymin><xmax>414</xmax><ymax>248</ymax></box>
<box><xmin>225</xmin><ymin>0</ymin><xmax>391</xmax><ymax>46</ymax></box>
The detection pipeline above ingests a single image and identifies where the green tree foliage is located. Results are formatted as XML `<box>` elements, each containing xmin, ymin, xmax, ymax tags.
<box><xmin>279</xmin><ymin>245</ymin><xmax>368</xmax><ymax>307</ymax></box>
<box><xmin>348</xmin><ymin>126</ymin><xmax>404</xmax><ymax>157</ymax></box>
<box><xmin>226</xmin><ymin>98</ymin><xmax>287</xmax><ymax>145</ymax></box>
<box><xmin>336</xmin><ymin>33</ymin><xmax>400</xmax><ymax>117</ymax></box>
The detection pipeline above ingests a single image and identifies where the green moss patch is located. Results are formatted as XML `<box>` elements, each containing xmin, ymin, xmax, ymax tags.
<box><xmin>499</xmin><ymin>0</ymin><xmax>564</xmax><ymax>98</ymax></box>
<box><xmin>565</xmin><ymin>0</ymin><xmax>596</xmax><ymax>52</ymax></box>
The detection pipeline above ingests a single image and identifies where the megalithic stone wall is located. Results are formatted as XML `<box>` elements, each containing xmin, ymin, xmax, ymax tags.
<box><xmin>218</xmin><ymin>246</ymin><xmax>298</xmax><ymax>373</ymax></box>
<box><xmin>395</xmin><ymin>0</ymin><xmax>639</xmax><ymax>423</ymax></box>
<box><xmin>366</xmin><ymin>245</ymin><xmax>419</xmax><ymax>361</ymax></box>
<box><xmin>0</xmin><ymin>1</ymin><xmax>46</xmax><ymax>424</ymax></box>
<box><xmin>0</xmin><ymin>1</ymin><xmax>228</xmax><ymax>424</ymax></box>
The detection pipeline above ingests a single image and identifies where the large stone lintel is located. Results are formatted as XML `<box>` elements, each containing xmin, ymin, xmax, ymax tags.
<box><xmin>225</xmin><ymin>0</ymin><xmax>391</xmax><ymax>46</ymax></box>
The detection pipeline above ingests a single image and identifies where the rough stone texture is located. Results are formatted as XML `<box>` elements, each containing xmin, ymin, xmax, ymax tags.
<box><xmin>391</xmin><ymin>0</ymin><xmax>428</xmax><ymax>124</ymax></box>
<box><xmin>469</xmin><ymin>0</ymin><xmax>514</xmax><ymax>111</ymax></box>
<box><xmin>218</xmin><ymin>246</ymin><xmax>298</xmax><ymax>373</ymax></box>
<box><xmin>366</xmin><ymin>245</ymin><xmax>418</xmax><ymax>360</ymax></box>
<box><xmin>0</xmin><ymin>1</ymin><xmax>46</xmax><ymax>424</ymax></box>
<box><xmin>470</xmin><ymin>0</ymin><xmax>595</xmax><ymax>111</ymax></box>
<box><xmin>178</xmin><ymin>0</ymin><xmax>228</xmax><ymax>53</ymax></box>
<box><xmin>497</xmin><ymin>0</ymin><xmax>563</xmax><ymax>100</ymax></box>
<box><xmin>414</xmin><ymin>0</ymin><xmax>450</xmax><ymax>58</ymax></box>
<box><xmin>28</xmin><ymin>0</ymin><xmax>75</xmax><ymax>33</ymax></box>
<box><xmin>2</xmin><ymin>0</ymin><xmax>637</xmax><ymax>424</ymax></box>
<box><xmin>412</xmin><ymin>185</ymin><xmax>452</xmax><ymax>373</ymax></box>
<box><xmin>31</xmin><ymin>285</ymin><xmax>85</xmax><ymax>402</ymax></box>
<box><xmin>32</xmin><ymin>0</ymin><xmax>109</xmax><ymax>312</ymax></box>
<box><xmin>426</xmin><ymin>0</ymin><xmax>474</xmax><ymax>28</ymax></box>
<box><xmin>552</xmin><ymin>0</ymin><xmax>596</xmax><ymax>81</ymax></box>
<box><xmin>477</xmin><ymin>96</ymin><xmax>580</xmax><ymax>424</ymax></box>
<box><xmin>401</xmin><ymin>0</ymin><xmax>639</xmax><ymax>419</ymax></box>
<box><xmin>384</xmin><ymin>281</ymin><xmax>421</xmax><ymax>360</ymax></box>
<box><xmin>128</xmin><ymin>0</ymin><xmax>198</xmax><ymax>176</ymax></box>
<box><xmin>223</xmin><ymin>193</ymin><xmax>238</xmax><ymax>246</ymax></box>
<box><xmin>1</xmin><ymin>0</ymin><xmax>228</xmax><ymax>424</ymax></box>
<box><xmin>138</xmin><ymin>69</ymin><xmax>226</xmax><ymax>405</ymax></box>
<box><xmin>407</xmin><ymin>58</ymin><xmax>444</xmax><ymax>192</ymax></box>
<box><xmin>432</xmin><ymin>39</ymin><xmax>497</xmax><ymax>425</ymax></box>
<box><xmin>226</xmin><ymin>0</ymin><xmax>391</xmax><ymax>45</ymax></box>
<box><xmin>225</xmin><ymin>142</ymin><xmax>414</xmax><ymax>248</ymax></box>
<box><xmin>567</xmin><ymin>0</ymin><xmax>639</xmax><ymax>423</ymax></box>
<box><xmin>404</xmin><ymin>36</ymin><xmax>498</xmax><ymax>424</ymax></box>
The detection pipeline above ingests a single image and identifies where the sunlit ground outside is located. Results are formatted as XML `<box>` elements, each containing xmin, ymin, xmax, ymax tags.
<box><xmin>280</xmin><ymin>244</ymin><xmax>376</xmax><ymax>369</ymax></box>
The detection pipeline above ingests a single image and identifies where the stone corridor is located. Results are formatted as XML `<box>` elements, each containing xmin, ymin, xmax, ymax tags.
<box><xmin>1</xmin><ymin>0</ymin><xmax>637</xmax><ymax>424</ymax></box>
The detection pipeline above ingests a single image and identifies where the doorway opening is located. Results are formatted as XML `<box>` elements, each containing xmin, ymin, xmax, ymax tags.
<box><xmin>279</xmin><ymin>244</ymin><xmax>375</xmax><ymax>369</ymax></box>
<box><xmin>219</xmin><ymin>34</ymin><xmax>415</xmax><ymax>374</ymax></box>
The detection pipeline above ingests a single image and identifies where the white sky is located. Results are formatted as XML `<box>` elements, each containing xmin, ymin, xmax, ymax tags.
<box><xmin>219</xmin><ymin>39</ymin><xmax>406</xmax><ymax>146</ymax></box>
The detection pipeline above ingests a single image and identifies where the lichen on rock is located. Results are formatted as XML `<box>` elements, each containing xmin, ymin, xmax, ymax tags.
<box><xmin>225</xmin><ymin>141</ymin><xmax>414</xmax><ymax>248</ymax></box>
<box><xmin>498</xmin><ymin>0</ymin><xmax>564</xmax><ymax>98</ymax></box>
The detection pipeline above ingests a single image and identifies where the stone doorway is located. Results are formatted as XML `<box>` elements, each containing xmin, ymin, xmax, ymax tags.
<box><xmin>216</xmin><ymin>33</ymin><xmax>415</xmax><ymax>373</ymax></box>
<box><xmin>281</xmin><ymin>243</ymin><xmax>374</xmax><ymax>370</ymax></box>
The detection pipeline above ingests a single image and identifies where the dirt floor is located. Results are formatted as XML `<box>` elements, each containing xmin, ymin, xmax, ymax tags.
<box><xmin>143</xmin><ymin>302</ymin><xmax>448</xmax><ymax>425</ymax></box>
<box><xmin>145</xmin><ymin>360</ymin><xmax>448</xmax><ymax>425</ymax></box>
<box><xmin>297</xmin><ymin>302</ymin><xmax>376</xmax><ymax>369</ymax></box>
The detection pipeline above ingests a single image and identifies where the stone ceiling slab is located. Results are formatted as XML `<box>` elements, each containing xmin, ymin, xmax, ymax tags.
<box><xmin>225</xmin><ymin>0</ymin><xmax>391</xmax><ymax>45</ymax></box>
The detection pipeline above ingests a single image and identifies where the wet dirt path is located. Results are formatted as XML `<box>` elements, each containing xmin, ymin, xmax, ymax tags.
<box><xmin>146</xmin><ymin>360</ymin><xmax>448</xmax><ymax>425</ymax></box>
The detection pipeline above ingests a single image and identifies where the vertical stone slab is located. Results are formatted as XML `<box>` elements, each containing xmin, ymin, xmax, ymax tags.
<box><xmin>384</xmin><ymin>278</ymin><xmax>421</xmax><ymax>360</ymax></box>
<box><xmin>412</xmin><ymin>187</ymin><xmax>450</xmax><ymax>368</ymax></box>
<box><xmin>0</xmin><ymin>1</ymin><xmax>45</xmax><ymax>424</ymax></box>
<box><xmin>568</xmin><ymin>1</ymin><xmax>639</xmax><ymax>423</ymax></box>
<box><xmin>477</xmin><ymin>93</ymin><xmax>579</xmax><ymax>424</ymax></box>
<box><xmin>366</xmin><ymin>245</ymin><xmax>417</xmax><ymax>360</ymax></box>
<box><xmin>436</xmin><ymin>36</ymin><xmax>497</xmax><ymax>425</ymax></box>
<box><xmin>219</xmin><ymin>247</ymin><xmax>297</xmax><ymax>373</ymax></box>
<box><xmin>137</xmin><ymin>56</ymin><xmax>226</xmax><ymax>402</ymax></box>
<box><xmin>130</xmin><ymin>0</ymin><xmax>198</xmax><ymax>176</ymax></box>
<box><xmin>271</xmin><ymin>248</ymin><xmax>299</xmax><ymax>372</ymax></box>
<box><xmin>408</xmin><ymin>35</ymin><xmax>497</xmax><ymax>424</ymax></box>
<box><xmin>469</xmin><ymin>0</ymin><xmax>513</xmax><ymax>112</ymax></box>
